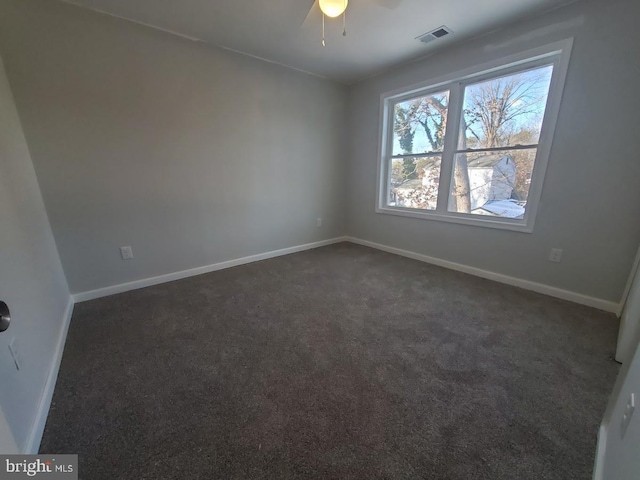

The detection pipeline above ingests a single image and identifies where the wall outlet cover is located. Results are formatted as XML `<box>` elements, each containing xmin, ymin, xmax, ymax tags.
<box><xmin>549</xmin><ymin>248</ymin><xmax>563</xmax><ymax>263</ymax></box>
<box><xmin>120</xmin><ymin>246</ymin><xmax>134</xmax><ymax>260</ymax></box>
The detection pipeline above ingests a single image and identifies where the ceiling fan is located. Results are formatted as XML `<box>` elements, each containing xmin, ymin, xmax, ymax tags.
<box><xmin>302</xmin><ymin>0</ymin><xmax>403</xmax><ymax>46</ymax></box>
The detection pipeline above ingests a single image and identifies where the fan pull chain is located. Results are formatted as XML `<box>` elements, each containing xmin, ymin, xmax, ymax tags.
<box><xmin>322</xmin><ymin>13</ymin><xmax>326</xmax><ymax>46</ymax></box>
<box><xmin>343</xmin><ymin>6</ymin><xmax>347</xmax><ymax>36</ymax></box>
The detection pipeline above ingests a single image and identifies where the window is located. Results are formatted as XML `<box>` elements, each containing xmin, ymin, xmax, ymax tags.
<box><xmin>377</xmin><ymin>40</ymin><xmax>572</xmax><ymax>232</ymax></box>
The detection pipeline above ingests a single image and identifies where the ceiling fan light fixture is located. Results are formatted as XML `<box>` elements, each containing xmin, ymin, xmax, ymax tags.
<box><xmin>319</xmin><ymin>0</ymin><xmax>348</xmax><ymax>18</ymax></box>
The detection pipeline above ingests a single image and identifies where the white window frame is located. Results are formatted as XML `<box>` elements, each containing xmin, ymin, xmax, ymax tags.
<box><xmin>375</xmin><ymin>39</ymin><xmax>573</xmax><ymax>233</ymax></box>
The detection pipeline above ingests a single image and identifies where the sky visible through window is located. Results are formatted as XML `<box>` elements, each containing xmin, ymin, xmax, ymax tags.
<box><xmin>392</xmin><ymin>65</ymin><xmax>553</xmax><ymax>155</ymax></box>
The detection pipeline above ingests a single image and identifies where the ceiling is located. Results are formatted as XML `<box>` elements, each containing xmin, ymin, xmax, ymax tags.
<box><xmin>58</xmin><ymin>0</ymin><xmax>576</xmax><ymax>84</ymax></box>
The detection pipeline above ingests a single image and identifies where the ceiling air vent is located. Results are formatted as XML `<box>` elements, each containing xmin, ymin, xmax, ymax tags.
<box><xmin>416</xmin><ymin>26</ymin><xmax>452</xmax><ymax>44</ymax></box>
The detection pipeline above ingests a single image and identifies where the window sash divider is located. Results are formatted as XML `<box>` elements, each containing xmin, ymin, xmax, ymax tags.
<box><xmin>391</xmin><ymin>152</ymin><xmax>444</xmax><ymax>159</ymax></box>
<box><xmin>435</xmin><ymin>82</ymin><xmax>464</xmax><ymax>213</ymax></box>
<box><xmin>455</xmin><ymin>144</ymin><xmax>539</xmax><ymax>154</ymax></box>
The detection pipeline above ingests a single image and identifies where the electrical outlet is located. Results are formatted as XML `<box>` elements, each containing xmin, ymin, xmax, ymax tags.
<box><xmin>621</xmin><ymin>392</ymin><xmax>635</xmax><ymax>439</ymax></box>
<box><xmin>120</xmin><ymin>246</ymin><xmax>134</xmax><ymax>260</ymax></box>
<box><xmin>549</xmin><ymin>248</ymin><xmax>563</xmax><ymax>263</ymax></box>
<box><xmin>316</xmin><ymin>217</ymin><xmax>322</xmax><ymax>227</ymax></box>
<box><xmin>8</xmin><ymin>337</ymin><xmax>20</xmax><ymax>371</ymax></box>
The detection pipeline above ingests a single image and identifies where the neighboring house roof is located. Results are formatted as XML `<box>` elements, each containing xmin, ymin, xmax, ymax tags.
<box><xmin>422</xmin><ymin>159</ymin><xmax>440</xmax><ymax>170</ymax></box>
<box><xmin>473</xmin><ymin>199</ymin><xmax>525</xmax><ymax>218</ymax></box>
<box><xmin>393</xmin><ymin>179</ymin><xmax>422</xmax><ymax>190</ymax></box>
<box><xmin>467</xmin><ymin>154</ymin><xmax>513</xmax><ymax>169</ymax></box>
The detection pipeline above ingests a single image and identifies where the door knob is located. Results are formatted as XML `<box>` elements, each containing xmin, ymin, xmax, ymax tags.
<box><xmin>0</xmin><ymin>302</ymin><xmax>10</xmax><ymax>332</ymax></box>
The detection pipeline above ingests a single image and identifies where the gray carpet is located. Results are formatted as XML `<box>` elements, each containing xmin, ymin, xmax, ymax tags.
<box><xmin>40</xmin><ymin>242</ymin><xmax>619</xmax><ymax>479</ymax></box>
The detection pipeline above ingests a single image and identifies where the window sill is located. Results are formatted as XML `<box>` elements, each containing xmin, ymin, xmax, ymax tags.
<box><xmin>375</xmin><ymin>205</ymin><xmax>534</xmax><ymax>233</ymax></box>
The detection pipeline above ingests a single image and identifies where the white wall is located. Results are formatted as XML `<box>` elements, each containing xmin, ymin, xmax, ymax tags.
<box><xmin>617</xmin><ymin>250</ymin><xmax>640</xmax><ymax>364</ymax></box>
<box><xmin>595</xmin><ymin>337</ymin><xmax>640</xmax><ymax>480</ymax></box>
<box><xmin>0</xmin><ymin>55</ymin><xmax>71</xmax><ymax>452</ymax></box>
<box><xmin>0</xmin><ymin>0</ymin><xmax>348</xmax><ymax>295</ymax></box>
<box><xmin>0</xmin><ymin>406</ymin><xmax>18</xmax><ymax>454</ymax></box>
<box><xmin>597</xmin><ymin>245</ymin><xmax>640</xmax><ymax>477</ymax></box>
<box><xmin>346</xmin><ymin>0</ymin><xmax>640</xmax><ymax>303</ymax></box>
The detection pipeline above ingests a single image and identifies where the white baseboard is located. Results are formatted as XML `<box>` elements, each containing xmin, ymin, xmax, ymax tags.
<box><xmin>73</xmin><ymin>234</ymin><xmax>620</xmax><ymax>312</ymax></box>
<box><xmin>73</xmin><ymin>237</ymin><xmax>348</xmax><ymax>302</ymax></box>
<box><xmin>24</xmin><ymin>296</ymin><xmax>74</xmax><ymax>454</ymax></box>
<box><xmin>345</xmin><ymin>236</ymin><xmax>620</xmax><ymax>314</ymax></box>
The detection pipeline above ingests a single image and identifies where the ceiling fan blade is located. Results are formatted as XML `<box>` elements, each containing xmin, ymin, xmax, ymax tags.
<box><xmin>301</xmin><ymin>0</ymin><xmax>321</xmax><ymax>27</ymax></box>
<box><xmin>369</xmin><ymin>0</ymin><xmax>403</xmax><ymax>9</ymax></box>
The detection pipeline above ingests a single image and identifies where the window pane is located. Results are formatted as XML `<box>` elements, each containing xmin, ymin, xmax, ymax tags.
<box><xmin>392</xmin><ymin>91</ymin><xmax>450</xmax><ymax>156</ymax></box>
<box><xmin>447</xmin><ymin>149</ymin><xmax>537</xmax><ymax>219</ymax></box>
<box><xmin>458</xmin><ymin>65</ymin><xmax>553</xmax><ymax>150</ymax></box>
<box><xmin>389</xmin><ymin>156</ymin><xmax>441</xmax><ymax>210</ymax></box>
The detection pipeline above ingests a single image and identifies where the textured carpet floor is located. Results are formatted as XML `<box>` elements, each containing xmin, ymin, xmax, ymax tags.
<box><xmin>40</xmin><ymin>243</ymin><xmax>620</xmax><ymax>479</ymax></box>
